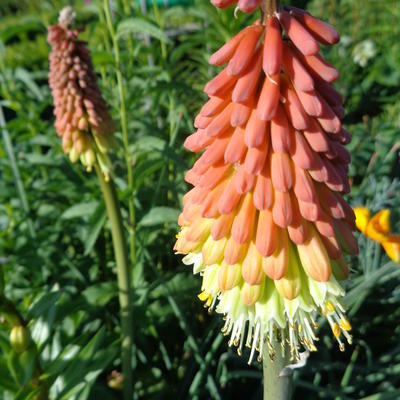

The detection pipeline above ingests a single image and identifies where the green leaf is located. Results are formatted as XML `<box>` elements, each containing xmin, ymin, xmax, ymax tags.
<box><xmin>138</xmin><ymin>207</ymin><xmax>180</xmax><ymax>227</ymax></box>
<box><xmin>82</xmin><ymin>282</ymin><xmax>116</xmax><ymax>307</ymax></box>
<box><xmin>117</xmin><ymin>18</ymin><xmax>171</xmax><ymax>43</ymax></box>
<box><xmin>0</xmin><ymin>357</ymin><xmax>18</xmax><ymax>392</ymax></box>
<box><xmin>61</xmin><ymin>202</ymin><xmax>98</xmax><ymax>220</ymax></box>
<box><xmin>84</xmin><ymin>201</ymin><xmax>107</xmax><ymax>255</ymax></box>
<box><xmin>15</xmin><ymin>68</ymin><xmax>43</xmax><ymax>101</ymax></box>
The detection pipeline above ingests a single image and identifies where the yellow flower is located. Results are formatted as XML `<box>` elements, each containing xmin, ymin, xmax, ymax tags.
<box><xmin>382</xmin><ymin>236</ymin><xmax>400</xmax><ymax>263</ymax></box>
<box><xmin>354</xmin><ymin>207</ymin><xmax>400</xmax><ymax>263</ymax></box>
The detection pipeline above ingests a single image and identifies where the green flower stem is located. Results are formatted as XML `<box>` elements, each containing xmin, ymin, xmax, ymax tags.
<box><xmin>103</xmin><ymin>0</ymin><xmax>136</xmax><ymax>273</ymax></box>
<box><xmin>263</xmin><ymin>344</ymin><xmax>293</xmax><ymax>400</ymax></box>
<box><xmin>95</xmin><ymin>164</ymin><xmax>133</xmax><ymax>400</ymax></box>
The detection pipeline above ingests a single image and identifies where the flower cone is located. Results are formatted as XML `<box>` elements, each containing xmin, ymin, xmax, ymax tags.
<box><xmin>175</xmin><ymin>3</ymin><xmax>356</xmax><ymax>363</ymax></box>
<box><xmin>48</xmin><ymin>6</ymin><xmax>115</xmax><ymax>178</ymax></box>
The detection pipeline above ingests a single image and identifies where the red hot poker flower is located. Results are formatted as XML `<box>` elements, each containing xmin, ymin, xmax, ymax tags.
<box><xmin>175</xmin><ymin>4</ymin><xmax>357</xmax><ymax>363</ymax></box>
<box><xmin>48</xmin><ymin>6</ymin><xmax>115</xmax><ymax>178</ymax></box>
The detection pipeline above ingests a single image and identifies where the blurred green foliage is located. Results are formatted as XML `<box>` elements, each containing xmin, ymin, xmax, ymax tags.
<box><xmin>0</xmin><ymin>0</ymin><xmax>399</xmax><ymax>399</ymax></box>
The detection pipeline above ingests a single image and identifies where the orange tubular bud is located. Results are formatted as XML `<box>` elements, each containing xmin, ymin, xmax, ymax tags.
<box><xmin>274</xmin><ymin>244</ymin><xmax>301</xmax><ymax>300</ymax></box>
<box><xmin>262</xmin><ymin>228</ymin><xmax>289</xmax><ymax>280</ymax></box>
<box><xmin>242</xmin><ymin>281</ymin><xmax>264</xmax><ymax>306</ymax></box>
<box><xmin>218</xmin><ymin>262</ymin><xmax>242</xmax><ymax>292</ymax></box>
<box><xmin>297</xmin><ymin>224</ymin><xmax>331</xmax><ymax>282</ymax></box>
<box><xmin>242</xmin><ymin>241</ymin><xmax>264</xmax><ymax>285</ymax></box>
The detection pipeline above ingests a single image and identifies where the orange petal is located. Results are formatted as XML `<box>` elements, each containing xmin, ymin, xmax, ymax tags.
<box><xmin>298</xmin><ymin>199</ymin><xmax>322</xmax><ymax>222</ymax></box>
<box><xmin>244</xmin><ymin>140</ymin><xmax>269</xmax><ymax>175</ymax></box>
<box><xmin>288</xmin><ymin>7</ymin><xmax>339</xmax><ymax>45</ymax></box>
<box><xmin>198</xmin><ymin>163</ymin><xmax>230</xmax><ymax>190</ymax></box>
<box><xmin>218</xmin><ymin>176</ymin><xmax>241</xmax><ymax>214</ymax></box>
<box><xmin>263</xmin><ymin>16</ymin><xmax>283</xmax><ymax>76</ymax></box>
<box><xmin>244</xmin><ymin>109</ymin><xmax>268</xmax><ymax>148</ymax></box>
<box><xmin>315</xmin><ymin>79</ymin><xmax>343</xmax><ymax>107</ymax></box>
<box><xmin>227</xmin><ymin>25</ymin><xmax>264</xmax><ymax>76</ymax></box>
<box><xmin>242</xmin><ymin>281</ymin><xmax>264</xmax><ymax>306</ymax></box>
<box><xmin>271</xmin><ymin>152</ymin><xmax>293</xmax><ymax>192</ymax></box>
<box><xmin>282</xmin><ymin>42</ymin><xmax>314</xmax><ymax>91</ymax></box>
<box><xmin>231</xmin><ymin>192</ymin><xmax>256</xmax><ymax>244</ymax></box>
<box><xmin>211</xmin><ymin>213</ymin><xmax>234</xmax><ymax>240</ymax></box>
<box><xmin>274</xmin><ymin>244</ymin><xmax>301</xmax><ymax>300</ymax></box>
<box><xmin>297</xmin><ymin>224</ymin><xmax>331</xmax><ymax>282</ymax></box>
<box><xmin>317</xmin><ymin>103</ymin><xmax>342</xmax><ymax>134</ymax></box>
<box><xmin>315</xmin><ymin>182</ymin><xmax>346</xmax><ymax>219</ymax></box>
<box><xmin>334</xmin><ymin>219</ymin><xmax>359</xmax><ymax>255</ymax></box>
<box><xmin>224</xmin><ymin>237</ymin><xmax>249</xmax><ymax>264</ymax></box>
<box><xmin>293</xmin><ymin>167</ymin><xmax>316</xmax><ymax>203</ymax></box>
<box><xmin>204</xmin><ymin>67</ymin><xmax>237</xmax><ymax>97</ymax></box>
<box><xmin>232</xmin><ymin>48</ymin><xmax>263</xmax><ymax>103</ymax></box>
<box><xmin>323</xmin><ymin>159</ymin><xmax>345</xmax><ymax>192</ymax></box>
<box><xmin>201</xmin><ymin>181</ymin><xmax>226</xmax><ymax>218</ymax></box>
<box><xmin>270</xmin><ymin>104</ymin><xmax>291</xmax><ymax>153</ymax></box>
<box><xmin>303</xmin><ymin>118</ymin><xmax>331</xmax><ymax>152</ymax></box>
<box><xmin>262</xmin><ymin>228</ymin><xmax>289</xmax><ymax>280</ymax></box>
<box><xmin>199</xmin><ymin>136</ymin><xmax>230</xmax><ymax>166</ymax></box>
<box><xmin>281</xmin><ymin>80</ymin><xmax>310</xmax><ymax>130</ymax></box>
<box><xmin>231</xmin><ymin>102</ymin><xmax>252</xmax><ymax>127</ymax></box>
<box><xmin>199</xmin><ymin>96</ymin><xmax>230</xmax><ymax>118</ymax></box>
<box><xmin>209</xmin><ymin>27</ymin><xmax>250</xmax><ymax>66</ymax></box>
<box><xmin>257</xmin><ymin>74</ymin><xmax>280</xmax><ymax>121</ymax></box>
<box><xmin>218</xmin><ymin>262</ymin><xmax>242</xmax><ymax>291</ymax></box>
<box><xmin>255</xmin><ymin>209</ymin><xmax>277</xmax><ymax>257</ymax></box>
<box><xmin>301</xmin><ymin>53</ymin><xmax>339</xmax><ymax>82</ymax></box>
<box><xmin>184</xmin><ymin>130</ymin><xmax>213</xmax><ymax>152</ymax></box>
<box><xmin>253</xmin><ymin>166</ymin><xmax>273</xmax><ymax>210</ymax></box>
<box><xmin>314</xmin><ymin>209</ymin><xmax>335</xmax><ymax>238</ymax></box>
<box><xmin>235</xmin><ymin>164</ymin><xmax>255</xmax><ymax>193</ymax></box>
<box><xmin>288</xmin><ymin>191</ymin><xmax>308</xmax><ymax>244</ymax></box>
<box><xmin>202</xmin><ymin>236</ymin><xmax>227</xmax><ymax>265</ymax></box>
<box><xmin>206</xmin><ymin>103</ymin><xmax>235</xmax><ymax>137</ymax></box>
<box><xmin>194</xmin><ymin>114</ymin><xmax>212</xmax><ymax>129</ymax></box>
<box><xmin>272</xmin><ymin>190</ymin><xmax>292</xmax><ymax>227</ymax></box>
<box><xmin>290</xmin><ymin>130</ymin><xmax>322</xmax><ymax>170</ymax></box>
<box><xmin>321</xmin><ymin>234</ymin><xmax>342</xmax><ymax>260</ymax></box>
<box><xmin>224</xmin><ymin>126</ymin><xmax>247</xmax><ymax>164</ymax></box>
<box><xmin>185</xmin><ymin>218</ymin><xmax>212</xmax><ymax>243</ymax></box>
<box><xmin>185</xmin><ymin>169</ymin><xmax>199</xmax><ymax>186</ymax></box>
<box><xmin>295</xmin><ymin>89</ymin><xmax>323</xmax><ymax>117</ymax></box>
<box><xmin>242</xmin><ymin>241</ymin><xmax>264</xmax><ymax>285</ymax></box>
<box><xmin>237</xmin><ymin>0</ymin><xmax>262</xmax><ymax>13</ymax></box>
<box><xmin>280</xmin><ymin>10</ymin><xmax>320</xmax><ymax>56</ymax></box>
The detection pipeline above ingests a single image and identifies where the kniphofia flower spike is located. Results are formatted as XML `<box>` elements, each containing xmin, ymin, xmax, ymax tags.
<box><xmin>48</xmin><ymin>6</ymin><xmax>115</xmax><ymax>179</ymax></box>
<box><xmin>354</xmin><ymin>208</ymin><xmax>400</xmax><ymax>263</ymax></box>
<box><xmin>175</xmin><ymin>1</ymin><xmax>357</xmax><ymax>363</ymax></box>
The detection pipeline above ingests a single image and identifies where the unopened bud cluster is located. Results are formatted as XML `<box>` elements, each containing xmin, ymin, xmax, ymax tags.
<box><xmin>48</xmin><ymin>8</ymin><xmax>115</xmax><ymax>178</ymax></box>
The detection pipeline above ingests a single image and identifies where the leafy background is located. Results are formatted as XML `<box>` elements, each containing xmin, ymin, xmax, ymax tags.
<box><xmin>0</xmin><ymin>0</ymin><xmax>400</xmax><ymax>398</ymax></box>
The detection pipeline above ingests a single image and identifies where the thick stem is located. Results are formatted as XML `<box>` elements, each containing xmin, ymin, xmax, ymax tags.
<box><xmin>103</xmin><ymin>0</ymin><xmax>136</xmax><ymax>277</ymax></box>
<box><xmin>95</xmin><ymin>164</ymin><xmax>133</xmax><ymax>400</ymax></box>
<box><xmin>262</xmin><ymin>0</ymin><xmax>281</xmax><ymax>17</ymax></box>
<box><xmin>263</xmin><ymin>343</ymin><xmax>293</xmax><ymax>400</ymax></box>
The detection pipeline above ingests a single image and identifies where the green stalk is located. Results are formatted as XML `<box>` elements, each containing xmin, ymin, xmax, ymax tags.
<box><xmin>0</xmin><ymin>105</ymin><xmax>36</xmax><ymax>239</ymax></box>
<box><xmin>94</xmin><ymin>164</ymin><xmax>133</xmax><ymax>400</ymax></box>
<box><xmin>103</xmin><ymin>0</ymin><xmax>136</xmax><ymax>272</ymax></box>
<box><xmin>263</xmin><ymin>344</ymin><xmax>293</xmax><ymax>400</ymax></box>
